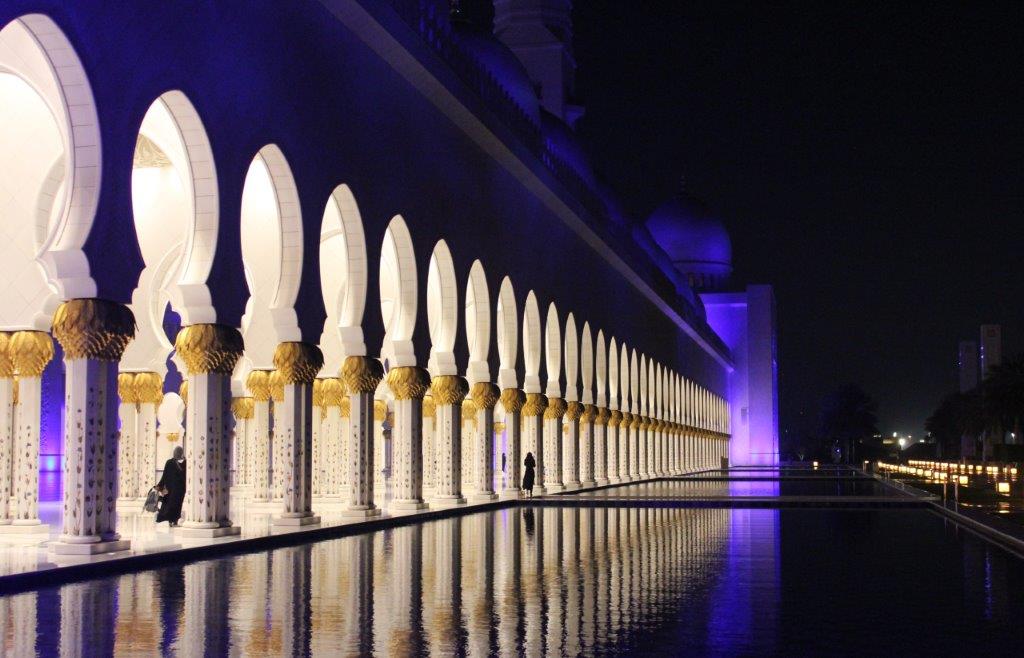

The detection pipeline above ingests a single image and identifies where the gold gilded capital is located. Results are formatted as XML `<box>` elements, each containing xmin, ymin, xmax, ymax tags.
<box><xmin>500</xmin><ymin>388</ymin><xmax>526</xmax><ymax>414</ymax></box>
<box><xmin>565</xmin><ymin>401</ymin><xmax>584</xmax><ymax>421</ymax></box>
<box><xmin>422</xmin><ymin>394</ymin><xmax>436</xmax><ymax>418</ymax></box>
<box><xmin>608</xmin><ymin>409</ymin><xmax>623</xmax><ymax>427</ymax></box>
<box><xmin>341</xmin><ymin>356</ymin><xmax>384</xmax><ymax>394</ymax></box>
<box><xmin>273</xmin><ymin>342</ymin><xmax>323</xmax><ymax>385</ymax></box>
<box><xmin>430</xmin><ymin>375</ymin><xmax>469</xmax><ymax>405</ymax></box>
<box><xmin>247</xmin><ymin>370</ymin><xmax>272</xmax><ymax>402</ymax></box>
<box><xmin>493</xmin><ymin>421</ymin><xmax>506</xmax><ymax>434</ymax></box>
<box><xmin>321</xmin><ymin>378</ymin><xmax>346</xmax><ymax>407</ymax></box>
<box><xmin>595</xmin><ymin>407</ymin><xmax>610</xmax><ymax>426</ymax></box>
<box><xmin>134</xmin><ymin>372</ymin><xmax>164</xmax><ymax>405</ymax></box>
<box><xmin>471</xmin><ymin>382</ymin><xmax>500</xmax><ymax>410</ymax></box>
<box><xmin>231</xmin><ymin>396</ymin><xmax>255</xmax><ymax>420</ymax></box>
<box><xmin>522</xmin><ymin>393</ymin><xmax>548</xmax><ymax>417</ymax></box>
<box><xmin>373</xmin><ymin>399</ymin><xmax>387</xmax><ymax>421</ymax></box>
<box><xmin>10</xmin><ymin>331</ymin><xmax>54</xmax><ymax>377</ymax></box>
<box><xmin>269</xmin><ymin>370</ymin><xmax>284</xmax><ymax>402</ymax></box>
<box><xmin>544</xmin><ymin>397</ymin><xmax>567</xmax><ymax>420</ymax></box>
<box><xmin>340</xmin><ymin>396</ymin><xmax>351</xmax><ymax>418</ymax></box>
<box><xmin>174</xmin><ymin>324</ymin><xmax>243</xmax><ymax>375</ymax></box>
<box><xmin>312</xmin><ymin>379</ymin><xmax>326</xmax><ymax>408</ymax></box>
<box><xmin>581</xmin><ymin>404</ymin><xmax>597</xmax><ymax>423</ymax></box>
<box><xmin>52</xmin><ymin>299</ymin><xmax>135</xmax><ymax>361</ymax></box>
<box><xmin>179</xmin><ymin>380</ymin><xmax>189</xmax><ymax>405</ymax></box>
<box><xmin>0</xmin><ymin>332</ymin><xmax>14</xmax><ymax>378</ymax></box>
<box><xmin>117</xmin><ymin>372</ymin><xmax>139</xmax><ymax>404</ymax></box>
<box><xmin>386</xmin><ymin>366</ymin><xmax>431</xmax><ymax>401</ymax></box>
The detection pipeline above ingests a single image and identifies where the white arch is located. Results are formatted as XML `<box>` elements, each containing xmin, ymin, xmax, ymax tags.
<box><xmin>522</xmin><ymin>291</ymin><xmax>542</xmax><ymax>394</ymax></box>
<box><xmin>563</xmin><ymin>313</ymin><xmax>578</xmax><ymax>402</ymax></box>
<box><xmin>380</xmin><ymin>215</ymin><xmax>417</xmax><ymax>367</ymax></box>
<box><xmin>465</xmin><ymin>259</ymin><xmax>490</xmax><ymax>384</ymax></box>
<box><xmin>607</xmin><ymin>337</ymin><xmax>618</xmax><ymax>410</ymax></box>
<box><xmin>594</xmin><ymin>330</ymin><xmax>606</xmax><ymax>408</ymax></box>
<box><xmin>495</xmin><ymin>276</ymin><xmax>518</xmax><ymax>390</ymax></box>
<box><xmin>238</xmin><ymin>145</ymin><xmax>303</xmax><ymax>373</ymax></box>
<box><xmin>639</xmin><ymin>355</ymin><xmax>648</xmax><ymax>417</ymax></box>
<box><xmin>628</xmin><ymin>349</ymin><xmax>639</xmax><ymax>415</ymax></box>
<box><xmin>0</xmin><ymin>15</ymin><xmax>102</xmax><ymax>327</ymax></box>
<box><xmin>580</xmin><ymin>322</ymin><xmax>593</xmax><ymax>405</ymax></box>
<box><xmin>426</xmin><ymin>239</ymin><xmax>457</xmax><ymax>376</ymax></box>
<box><xmin>544</xmin><ymin>303</ymin><xmax>561</xmax><ymax>398</ymax></box>
<box><xmin>319</xmin><ymin>183</ymin><xmax>368</xmax><ymax>370</ymax></box>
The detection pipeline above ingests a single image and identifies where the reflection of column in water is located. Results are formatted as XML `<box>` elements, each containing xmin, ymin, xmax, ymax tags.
<box><xmin>431</xmin><ymin>517</ymin><xmax>462</xmax><ymax>655</ymax></box>
<box><xmin>311</xmin><ymin>535</ymin><xmax>346</xmax><ymax>651</ymax></box>
<box><xmin>466</xmin><ymin>513</ymin><xmax>495</xmax><ymax>656</ymax></box>
<box><xmin>281</xmin><ymin>547</ymin><xmax>311</xmax><ymax>656</ymax></box>
<box><xmin>3</xmin><ymin>592</ymin><xmax>37</xmax><ymax>655</ymax></box>
<box><xmin>61</xmin><ymin>582</ymin><xmax>115</xmax><ymax>656</ymax></box>
<box><xmin>581</xmin><ymin>507</ymin><xmax>597</xmax><ymax>653</ymax></box>
<box><xmin>373</xmin><ymin>399</ymin><xmax>387</xmax><ymax>506</ymax></box>
<box><xmin>608</xmin><ymin>507</ymin><xmax>622</xmax><ymax>642</ymax></box>
<box><xmin>182</xmin><ymin>560</ymin><xmax>232</xmax><ymax>654</ymax></box>
<box><xmin>114</xmin><ymin>571</ymin><xmax>160</xmax><ymax>653</ymax></box>
<box><xmin>521</xmin><ymin>507</ymin><xmax>544</xmax><ymax>657</ymax></box>
<box><xmin>543</xmin><ymin>507</ymin><xmax>564</xmax><ymax>655</ymax></box>
<box><xmin>497</xmin><ymin>508</ymin><xmax>522</xmax><ymax>658</ymax></box>
<box><xmin>341</xmin><ymin>533</ymin><xmax>374</xmax><ymax>655</ymax></box>
<box><xmin>563</xmin><ymin>507</ymin><xmax>581</xmax><ymax>656</ymax></box>
<box><xmin>388</xmin><ymin>525</ymin><xmax>423</xmax><ymax>654</ymax></box>
<box><xmin>233</xmin><ymin>552</ymin><xmax>270</xmax><ymax>654</ymax></box>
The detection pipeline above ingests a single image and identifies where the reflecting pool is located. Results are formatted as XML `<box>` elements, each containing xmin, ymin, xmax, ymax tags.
<box><xmin>2</xmin><ymin>506</ymin><xmax>1023</xmax><ymax>655</ymax></box>
<box><xmin>571</xmin><ymin>478</ymin><xmax>891</xmax><ymax>498</ymax></box>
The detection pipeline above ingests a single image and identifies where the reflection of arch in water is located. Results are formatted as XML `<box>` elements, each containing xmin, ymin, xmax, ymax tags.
<box><xmin>379</xmin><ymin>215</ymin><xmax>417</xmax><ymax>367</ymax></box>
<box><xmin>426</xmin><ymin>239</ymin><xmax>457</xmax><ymax>376</ymax></box>
<box><xmin>320</xmin><ymin>184</ymin><xmax>369</xmax><ymax>371</ymax></box>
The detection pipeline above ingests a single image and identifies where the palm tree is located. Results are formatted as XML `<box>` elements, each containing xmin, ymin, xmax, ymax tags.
<box><xmin>819</xmin><ymin>384</ymin><xmax>879</xmax><ymax>463</ymax></box>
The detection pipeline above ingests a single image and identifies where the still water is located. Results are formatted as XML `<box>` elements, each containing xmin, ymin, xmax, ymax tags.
<box><xmin>2</xmin><ymin>507</ymin><xmax>1023</xmax><ymax>656</ymax></box>
<box><xmin>574</xmin><ymin>478</ymin><xmax>889</xmax><ymax>498</ymax></box>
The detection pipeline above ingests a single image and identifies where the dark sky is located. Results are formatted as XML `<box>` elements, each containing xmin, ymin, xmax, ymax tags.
<box><xmin>570</xmin><ymin>1</ymin><xmax>1024</xmax><ymax>440</ymax></box>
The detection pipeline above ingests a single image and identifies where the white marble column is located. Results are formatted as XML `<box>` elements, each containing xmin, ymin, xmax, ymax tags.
<box><xmin>429</xmin><ymin>375</ymin><xmax>468</xmax><ymax>508</ymax></box>
<box><xmin>628</xmin><ymin>413</ymin><xmax>641</xmax><ymax>480</ymax></box>
<box><xmin>230</xmin><ymin>397</ymin><xmax>254</xmax><ymax>488</ymax></box>
<box><xmin>499</xmin><ymin>389</ymin><xmax>525</xmax><ymax>499</ymax></box>
<box><xmin>638</xmin><ymin>417</ymin><xmax>651</xmax><ymax>479</ymax></box>
<box><xmin>135</xmin><ymin>373</ymin><xmax>162</xmax><ymax>494</ymax></box>
<box><xmin>273</xmin><ymin>342</ymin><xmax>323</xmax><ymax>527</ymax></box>
<box><xmin>116</xmin><ymin>373</ymin><xmax>139</xmax><ymax>501</ymax></box>
<box><xmin>580</xmin><ymin>405</ymin><xmax>597</xmax><ymax>488</ymax></box>
<box><xmin>51</xmin><ymin>300</ymin><xmax>135</xmax><ymax>552</ymax></box>
<box><xmin>421</xmin><ymin>394</ymin><xmax>435</xmax><ymax>494</ymax></box>
<box><xmin>270</xmin><ymin>371</ymin><xmax>285</xmax><ymax>502</ymax></box>
<box><xmin>618</xmin><ymin>411</ymin><xmax>631</xmax><ymax>482</ymax></box>
<box><xmin>246</xmin><ymin>370</ymin><xmax>273</xmax><ymax>502</ymax></box>
<box><xmin>470</xmin><ymin>382</ymin><xmax>500</xmax><ymax>502</ymax></box>
<box><xmin>5</xmin><ymin>331</ymin><xmax>53</xmax><ymax>532</ymax></box>
<box><xmin>386</xmin><ymin>366</ymin><xmax>430</xmax><ymax>513</ymax></box>
<box><xmin>341</xmin><ymin>356</ymin><xmax>383</xmax><ymax>517</ymax></box>
<box><xmin>562</xmin><ymin>401</ymin><xmax>582</xmax><ymax>491</ymax></box>
<box><xmin>173</xmin><ymin>324</ymin><xmax>244</xmax><ymax>538</ymax></box>
<box><xmin>311</xmin><ymin>379</ymin><xmax>325</xmax><ymax>498</ymax></box>
<box><xmin>0</xmin><ymin>335</ymin><xmax>14</xmax><ymax>525</ymax></box>
<box><xmin>522</xmin><ymin>394</ymin><xmax>547</xmax><ymax>495</ymax></box>
<box><xmin>594</xmin><ymin>407</ymin><xmax>609</xmax><ymax>486</ymax></box>
<box><xmin>321</xmin><ymin>378</ymin><xmax>346</xmax><ymax>500</ymax></box>
<box><xmin>544</xmin><ymin>398</ymin><xmax>566</xmax><ymax>493</ymax></box>
<box><xmin>607</xmin><ymin>409</ymin><xmax>621</xmax><ymax>484</ymax></box>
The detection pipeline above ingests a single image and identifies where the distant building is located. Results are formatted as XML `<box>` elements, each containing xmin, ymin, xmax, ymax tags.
<box><xmin>958</xmin><ymin>340</ymin><xmax>979</xmax><ymax>392</ymax></box>
<box><xmin>980</xmin><ymin>325</ymin><xmax>1002</xmax><ymax>379</ymax></box>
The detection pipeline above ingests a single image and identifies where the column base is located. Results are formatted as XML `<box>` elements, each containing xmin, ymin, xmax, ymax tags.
<box><xmin>470</xmin><ymin>492</ymin><xmax>498</xmax><ymax>503</ymax></box>
<box><xmin>431</xmin><ymin>496</ymin><xmax>467</xmax><ymax>509</ymax></box>
<box><xmin>51</xmin><ymin>539</ymin><xmax>131</xmax><ymax>555</ymax></box>
<box><xmin>272</xmin><ymin>514</ymin><xmax>321</xmax><ymax>527</ymax></box>
<box><xmin>546</xmin><ymin>483</ymin><xmax>565</xmax><ymax>493</ymax></box>
<box><xmin>595</xmin><ymin>478</ymin><xmax>610</xmax><ymax>487</ymax></box>
<box><xmin>0</xmin><ymin>523</ymin><xmax>50</xmax><ymax>535</ymax></box>
<box><xmin>581</xmin><ymin>480</ymin><xmax>597</xmax><ymax>489</ymax></box>
<box><xmin>176</xmin><ymin>525</ymin><xmax>242</xmax><ymax>539</ymax></box>
<box><xmin>532</xmin><ymin>486</ymin><xmax>548</xmax><ymax>496</ymax></box>
<box><xmin>608</xmin><ymin>476</ymin><xmax>622</xmax><ymax>484</ymax></box>
<box><xmin>389</xmin><ymin>500</ymin><xmax>429</xmax><ymax>515</ymax></box>
<box><xmin>562</xmin><ymin>481</ymin><xmax>580</xmax><ymax>491</ymax></box>
<box><xmin>499</xmin><ymin>489</ymin><xmax>522</xmax><ymax>501</ymax></box>
<box><xmin>342</xmin><ymin>506</ymin><xmax>381</xmax><ymax>519</ymax></box>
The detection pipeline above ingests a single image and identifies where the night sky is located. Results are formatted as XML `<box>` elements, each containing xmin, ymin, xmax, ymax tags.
<box><xmin>570</xmin><ymin>1</ymin><xmax>1024</xmax><ymax>440</ymax></box>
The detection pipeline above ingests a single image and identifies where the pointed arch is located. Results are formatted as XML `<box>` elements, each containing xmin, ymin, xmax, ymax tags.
<box><xmin>607</xmin><ymin>336</ymin><xmax>619</xmax><ymax>410</ymax></box>
<box><xmin>465</xmin><ymin>259</ymin><xmax>490</xmax><ymax>384</ymax></box>
<box><xmin>495</xmin><ymin>276</ymin><xmax>518</xmax><ymax>390</ymax></box>
<box><xmin>563</xmin><ymin>312</ymin><xmax>578</xmax><ymax>401</ymax></box>
<box><xmin>629</xmin><ymin>349</ymin><xmax>639</xmax><ymax>415</ymax></box>
<box><xmin>319</xmin><ymin>183</ymin><xmax>368</xmax><ymax>369</ymax></box>
<box><xmin>594</xmin><ymin>330</ymin><xmax>606</xmax><ymax>407</ymax></box>
<box><xmin>379</xmin><ymin>215</ymin><xmax>417</xmax><ymax>367</ymax></box>
<box><xmin>425</xmin><ymin>239</ymin><xmax>457</xmax><ymax>376</ymax></box>
<box><xmin>544</xmin><ymin>303</ymin><xmax>561</xmax><ymax>398</ymax></box>
<box><xmin>579</xmin><ymin>322</ymin><xmax>593</xmax><ymax>405</ymax></box>
<box><xmin>522</xmin><ymin>291</ymin><xmax>542</xmax><ymax>394</ymax></box>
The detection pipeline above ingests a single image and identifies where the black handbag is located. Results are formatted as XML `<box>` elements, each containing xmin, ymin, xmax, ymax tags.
<box><xmin>143</xmin><ymin>487</ymin><xmax>161</xmax><ymax>513</ymax></box>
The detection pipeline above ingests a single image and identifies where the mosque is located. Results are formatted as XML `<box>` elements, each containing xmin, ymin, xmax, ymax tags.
<box><xmin>0</xmin><ymin>0</ymin><xmax>777</xmax><ymax>554</ymax></box>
